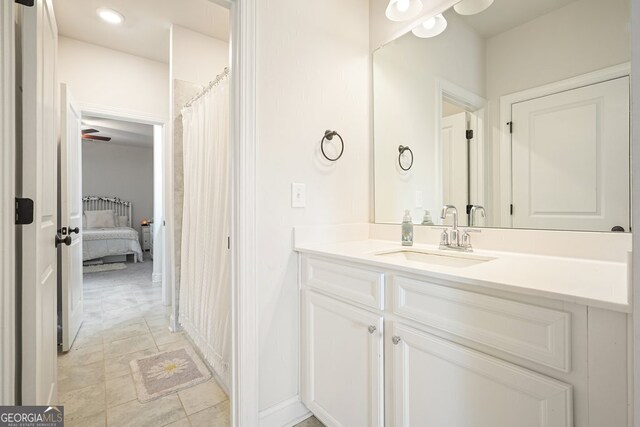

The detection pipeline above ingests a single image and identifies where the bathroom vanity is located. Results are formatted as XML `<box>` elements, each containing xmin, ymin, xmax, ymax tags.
<box><xmin>295</xmin><ymin>226</ymin><xmax>631</xmax><ymax>426</ymax></box>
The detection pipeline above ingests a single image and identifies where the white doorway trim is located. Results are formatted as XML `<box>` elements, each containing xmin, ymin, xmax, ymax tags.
<box><xmin>224</xmin><ymin>0</ymin><xmax>259</xmax><ymax>425</ymax></box>
<box><xmin>498</xmin><ymin>63</ymin><xmax>631</xmax><ymax>228</ymax></box>
<box><xmin>435</xmin><ymin>79</ymin><xmax>487</xmax><ymax>216</ymax></box>
<box><xmin>76</xmin><ymin>102</ymin><xmax>169</xmax><ymax>305</ymax></box>
<box><xmin>0</xmin><ymin>0</ymin><xmax>16</xmax><ymax>406</ymax></box>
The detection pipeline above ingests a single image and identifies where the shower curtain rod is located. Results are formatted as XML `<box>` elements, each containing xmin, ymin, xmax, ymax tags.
<box><xmin>183</xmin><ymin>67</ymin><xmax>230</xmax><ymax>110</ymax></box>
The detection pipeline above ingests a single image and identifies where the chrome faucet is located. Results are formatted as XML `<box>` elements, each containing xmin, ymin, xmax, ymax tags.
<box><xmin>439</xmin><ymin>205</ymin><xmax>479</xmax><ymax>252</ymax></box>
<box><xmin>469</xmin><ymin>205</ymin><xmax>486</xmax><ymax>227</ymax></box>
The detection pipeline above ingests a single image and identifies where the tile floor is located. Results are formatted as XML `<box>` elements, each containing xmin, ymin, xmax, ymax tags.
<box><xmin>58</xmin><ymin>258</ymin><xmax>324</xmax><ymax>427</ymax></box>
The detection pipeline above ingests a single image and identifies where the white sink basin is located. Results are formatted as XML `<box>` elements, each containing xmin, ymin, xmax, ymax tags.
<box><xmin>375</xmin><ymin>248</ymin><xmax>495</xmax><ymax>268</ymax></box>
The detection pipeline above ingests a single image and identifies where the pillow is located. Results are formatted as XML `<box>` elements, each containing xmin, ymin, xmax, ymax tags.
<box><xmin>116</xmin><ymin>215</ymin><xmax>129</xmax><ymax>227</ymax></box>
<box><xmin>85</xmin><ymin>210</ymin><xmax>116</xmax><ymax>228</ymax></box>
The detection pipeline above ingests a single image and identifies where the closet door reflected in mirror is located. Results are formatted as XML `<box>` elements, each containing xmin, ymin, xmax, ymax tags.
<box><xmin>372</xmin><ymin>0</ymin><xmax>632</xmax><ymax>232</ymax></box>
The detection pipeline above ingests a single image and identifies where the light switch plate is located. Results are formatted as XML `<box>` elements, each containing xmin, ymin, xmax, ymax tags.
<box><xmin>291</xmin><ymin>183</ymin><xmax>306</xmax><ymax>208</ymax></box>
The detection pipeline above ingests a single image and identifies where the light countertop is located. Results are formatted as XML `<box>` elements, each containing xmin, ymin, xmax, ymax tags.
<box><xmin>295</xmin><ymin>239</ymin><xmax>631</xmax><ymax>313</ymax></box>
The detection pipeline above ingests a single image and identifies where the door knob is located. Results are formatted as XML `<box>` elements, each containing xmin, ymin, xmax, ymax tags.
<box><xmin>368</xmin><ymin>325</ymin><xmax>377</xmax><ymax>334</ymax></box>
<box><xmin>55</xmin><ymin>234</ymin><xmax>72</xmax><ymax>247</ymax></box>
<box><xmin>68</xmin><ymin>227</ymin><xmax>80</xmax><ymax>234</ymax></box>
<box><xmin>392</xmin><ymin>336</ymin><xmax>401</xmax><ymax>345</ymax></box>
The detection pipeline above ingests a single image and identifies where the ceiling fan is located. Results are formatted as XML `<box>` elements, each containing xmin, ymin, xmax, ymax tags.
<box><xmin>82</xmin><ymin>128</ymin><xmax>111</xmax><ymax>142</ymax></box>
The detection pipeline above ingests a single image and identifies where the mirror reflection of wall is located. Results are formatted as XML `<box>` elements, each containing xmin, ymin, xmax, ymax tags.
<box><xmin>373</xmin><ymin>0</ymin><xmax>631</xmax><ymax>232</ymax></box>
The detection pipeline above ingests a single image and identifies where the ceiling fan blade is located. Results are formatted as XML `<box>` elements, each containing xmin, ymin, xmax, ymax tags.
<box><xmin>82</xmin><ymin>135</ymin><xmax>112</xmax><ymax>142</ymax></box>
<box><xmin>82</xmin><ymin>128</ymin><xmax>100</xmax><ymax>135</ymax></box>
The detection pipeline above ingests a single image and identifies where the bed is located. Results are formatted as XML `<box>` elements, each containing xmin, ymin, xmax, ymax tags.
<box><xmin>82</xmin><ymin>196</ymin><xmax>144</xmax><ymax>263</ymax></box>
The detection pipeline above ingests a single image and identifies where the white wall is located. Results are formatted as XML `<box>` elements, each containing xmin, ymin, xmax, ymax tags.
<box><xmin>485</xmin><ymin>0</ymin><xmax>631</xmax><ymax>224</ymax></box>
<box><xmin>373</xmin><ymin>11</ymin><xmax>485</xmax><ymax>223</ymax></box>
<box><xmin>170</xmin><ymin>25</ymin><xmax>229</xmax><ymax>87</ymax></box>
<box><xmin>255</xmin><ymin>0</ymin><xmax>371</xmax><ymax>416</ymax></box>
<box><xmin>57</xmin><ymin>36</ymin><xmax>169</xmax><ymax>119</ymax></box>
<box><xmin>83</xmin><ymin>143</ymin><xmax>154</xmax><ymax>238</ymax></box>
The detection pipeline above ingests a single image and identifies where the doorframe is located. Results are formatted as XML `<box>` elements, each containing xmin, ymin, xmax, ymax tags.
<box><xmin>0</xmin><ymin>0</ymin><xmax>16</xmax><ymax>406</ymax></box>
<box><xmin>76</xmin><ymin>102</ymin><xmax>169</xmax><ymax>305</ymax></box>
<box><xmin>498</xmin><ymin>62</ymin><xmax>631</xmax><ymax>228</ymax></box>
<box><xmin>435</xmin><ymin>79</ymin><xmax>487</xmax><ymax>213</ymax></box>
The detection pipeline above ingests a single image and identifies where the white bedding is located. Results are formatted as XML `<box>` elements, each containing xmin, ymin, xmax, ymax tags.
<box><xmin>83</xmin><ymin>227</ymin><xmax>143</xmax><ymax>263</ymax></box>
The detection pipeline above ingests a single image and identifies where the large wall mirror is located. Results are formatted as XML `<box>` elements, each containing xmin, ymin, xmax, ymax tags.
<box><xmin>373</xmin><ymin>0</ymin><xmax>632</xmax><ymax>232</ymax></box>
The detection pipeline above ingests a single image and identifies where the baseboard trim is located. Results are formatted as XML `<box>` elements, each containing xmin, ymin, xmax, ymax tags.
<box><xmin>259</xmin><ymin>396</ymin><xmax>311</xmax><ymax>427</ymax></box>
<box><xmin>152</xmin><ymin>273</ymin><xmax>162</xmax><ymax>283</ymax></box>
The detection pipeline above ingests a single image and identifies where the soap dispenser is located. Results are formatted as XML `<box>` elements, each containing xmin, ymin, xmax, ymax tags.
<box><xmin>402</xmin><ymin>210</ymin><xmax>414</xmax><ymax>246</ymax></box>
<box><xmin>421</xmin><ymin>210</ymin><xmax>434</xmax><ymax>225</ymax></box>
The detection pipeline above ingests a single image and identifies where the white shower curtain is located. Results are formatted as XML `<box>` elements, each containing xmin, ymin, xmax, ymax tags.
<box><xmin>179</xmin><ymin>72</ymin><xmax>230</xmax><ymax>389</ymax></box>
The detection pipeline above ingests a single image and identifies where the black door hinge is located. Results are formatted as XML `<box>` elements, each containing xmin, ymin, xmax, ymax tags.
<box><xmin>16</xmin><ymin>198</ymin><xmax>34</xmax><ymax>225</ymax></box>
<box><xmin>507</xmin><ymin>121</ymin><xmax>513</xmax><ymax>134</ymax></box>
<box><xmin>466</xmin><ymin>129</ymin><xmax>474</xmax><ymax>140</ymax></box>
<box><xmin>510</xmin><ymin>204</ymin><xmax>514</xmax><ymax>215</ymax></box>
<box><xmin>15</xmin><ymin>0</ymin><xmax>35</xmax><ymax>6</ymax></box>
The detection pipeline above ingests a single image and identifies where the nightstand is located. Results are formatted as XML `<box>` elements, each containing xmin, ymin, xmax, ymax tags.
<box><xmin>142</xmin><ymin>225</ymin><xmax>151</xmax><ymax>251</ymax></box>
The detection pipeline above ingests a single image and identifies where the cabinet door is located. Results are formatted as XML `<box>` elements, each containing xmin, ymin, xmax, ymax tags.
<box><xmin>302</xmin><ymin>291</ymin><xmax>384</xmax><ymax>427</ymax></box>
<box><xmin>392</xmin><ymin>323</ymin><xmax>572</xmax><ymax>427</ymax></box>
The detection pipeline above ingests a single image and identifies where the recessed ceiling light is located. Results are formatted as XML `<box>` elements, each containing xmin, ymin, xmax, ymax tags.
<box><xmin>97</xmin><ymin>8</ymin><xmax>124</xmax><ymax>25</ymax></box>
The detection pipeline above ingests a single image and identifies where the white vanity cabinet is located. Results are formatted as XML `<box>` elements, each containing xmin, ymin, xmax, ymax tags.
<box><xmin>301</xmin><ymin>291</ymin><xmax>384</xmax><ymax>427</ymax></box>
<box><xmin>299</xmin><ymin>254</ymin><xmax>630</xmax><ymax>427</ymax></box>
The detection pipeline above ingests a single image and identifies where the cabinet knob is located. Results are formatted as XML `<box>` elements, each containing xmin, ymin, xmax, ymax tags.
<box><xmin>392</xmin><ymin>336</ymin><xmax>401</xmax><ymax>345</ymax></box>
<box><xmin>368</xmin><ymin>325</ymin><xmax>377</xmax><ymax>334</ymax></box>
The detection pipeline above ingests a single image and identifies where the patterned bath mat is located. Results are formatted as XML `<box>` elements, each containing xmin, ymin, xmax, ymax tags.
<box><xmin>83</xmin><ymin>263</ymin><xmax>126</xmax><ymax>273</ymax></box>
<box><xmin>130</xmin><ymin>346</ymin><xmax>212</xmax><ymax>403</ymax></box>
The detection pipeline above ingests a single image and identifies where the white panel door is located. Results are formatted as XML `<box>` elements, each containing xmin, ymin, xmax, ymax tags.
<box><xmin>20</xmin><ymin>0</ymin><xmax>59</xmax><ymax>405</ymax></box>
<box><xmin>392</xmin><ymin>323</ymin><xmax>572</xmax><ymax>427</ymax></box>
<box><xmin>441</xmin><ymin>112</ymin><xmax>468</xmax><ymax>226</ymax></box>
<box><xmin>60</xmin><ymin>83</ymin><xmax>83</xmax><ymax>352</ymax></box>
<box><xmin>301</xmin><ymin>291</ymin><xmax>384</xmax><ymax>427</ymax></box>
<box><xmin>511</xmin><ymin>77</ymin><xmax>630</xmax><ymax>231</ymax></box>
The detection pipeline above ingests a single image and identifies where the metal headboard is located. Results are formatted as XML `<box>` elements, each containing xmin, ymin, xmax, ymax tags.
<box><xmin>83</xmin><ymin>196</ymin><xmax>132</xmax><ymax>228</ymax></box>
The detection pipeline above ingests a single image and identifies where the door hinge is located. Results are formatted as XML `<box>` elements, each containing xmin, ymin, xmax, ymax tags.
<box><xmin>510</xmin><ymin>204</ymin><xmax>514</xmax><ymax>215</ymax></box>
<box><xmin>507</xmin><ymin>121</ymin><xmax>513</xmax><ymax>134</ymax></box>
<box><xmin>15</xmin><ymin>198</ymin><xmax>34</xmax><ymax>225</ymax></box>
<box><xmin>15</xmin><ymin>0</ymin><xmax>35</xmax><ymax>6</ymax></box>
<box><xmin>466</xmin><ymin>129</ymin><xmax>474</xmax><ymax>140</ymax></box>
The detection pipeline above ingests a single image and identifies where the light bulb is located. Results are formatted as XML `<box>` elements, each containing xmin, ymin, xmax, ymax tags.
<box><xmin>422</xmin><ymin>17</ymin><xmax>436</xmax><ymax>30</ymax></box>
<box><xmin>395</xmin><ymin>0</ymin><xmax>410</xmax><ymax>13</ymax></box>
<box><xmin>97</xmin><ymin>8</ymin><xmax>124</xmax><ymax>25</ymax></box>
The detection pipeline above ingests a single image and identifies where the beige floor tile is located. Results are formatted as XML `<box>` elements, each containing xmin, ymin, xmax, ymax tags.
<box><xmin>295</xmin><ymin>416</ymin><xmax>326</xmax><ymax>427</ymax></box>
<box><xmin>163</xmin><ymin>418</ymin><xmax>191</xmax><ymax>427</ymax></box>
<box><xmin>65</xmin><ymin>411</ymin><xmax>106</xmax><ymax>427</ymax></box>
<box><xmin>157</xmin><ymin>338</ymin><xmax>191</xmax><ymax>353</ymax></box>
<box><xmin>59</xmin><ymin>343</ymin><xmax>104</xmax><ymax>368</ymax></box>
<box><xmin>58</xmin><ymin>360</ymin><xmax>105</xmax><ymax>394</ymax></box>
<box><xmin>152</xmin><ymin>329</ymin><xmax>187</xmax><ymax>346</ymax></box>
<box><xmin>102</xmin><ymin>321</ymin><xmax>150</xmax><ymax>343</ymax></box>
<box><xmin>59</xmin><ymin>383</ymin><xmax>105</xmax><ymax>421</ymax></box>
<box><xmin>178</xmin><ymin>380</ymin><xmax>228</xmax><ymax>416</ymax></box>
<box><xmin>188</xmin><ymin>400</ymin><xmax>230</xmax><ymax>427</ymax></box>
<box><xmin>106</xmin><ymin>374</ymin><xmax>137</xmax><ymax>407</ymax></box>
<box><xmin>104</xmin><ymin>348</ymin><xmax>158</xmax><ymax>378</ymax></box>
<box><xmin>107</xmin><ymin>394</ymin><xmax>187</xmax><ymax>427</ymax></box>
<box><xmin>104</xmin><ymin>333</ymin><xmax>157</xmax><ymax>358</ymax></box>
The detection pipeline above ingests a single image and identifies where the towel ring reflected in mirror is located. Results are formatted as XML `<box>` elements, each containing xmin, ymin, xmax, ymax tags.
<box><xmin>321</xmin><ymin>130</ymin><xmax>344</xmax><ymax>162</ymax></box>
<box><xmin>398</xmin><ymin>145</ymin><xmax>413</xmax><ymax>171</ymax></box>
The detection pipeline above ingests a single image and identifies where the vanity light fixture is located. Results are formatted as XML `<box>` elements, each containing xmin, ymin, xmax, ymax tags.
<box><xmin>97</xmin><ymin>8</ymin><xmax>125</xmax><ymax>25</ymax></box>
<box><xmin>385</xmin><ymin>0</ymin><xmax>423</xmax><ymax>22</ymax></box>
<box><xmin>412</xmin><ymin>14</ymin><xmax>447</xmax><ymax>38</ymax></box>
<box><xmin>453</xmin><ymin>0</ymin><xmax>494</xmax><ymax>16</ymax></box>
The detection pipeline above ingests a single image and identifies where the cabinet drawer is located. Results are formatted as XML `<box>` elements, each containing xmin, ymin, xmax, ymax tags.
<box><xmin>393</xmin><ymin>276</ymin><xmax>570</xmax><ymax>372</ymax></box>
<box><xmin>301</xmin><ymin>256</ymin><xmax>384</xmax><ymax>310</ymax></box>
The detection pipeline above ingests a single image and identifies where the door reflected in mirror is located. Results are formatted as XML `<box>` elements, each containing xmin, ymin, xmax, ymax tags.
<box><xmin>373</xmin><ymin>0</ymin><xmax>631</xmax><ymax>232</ymax></box>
